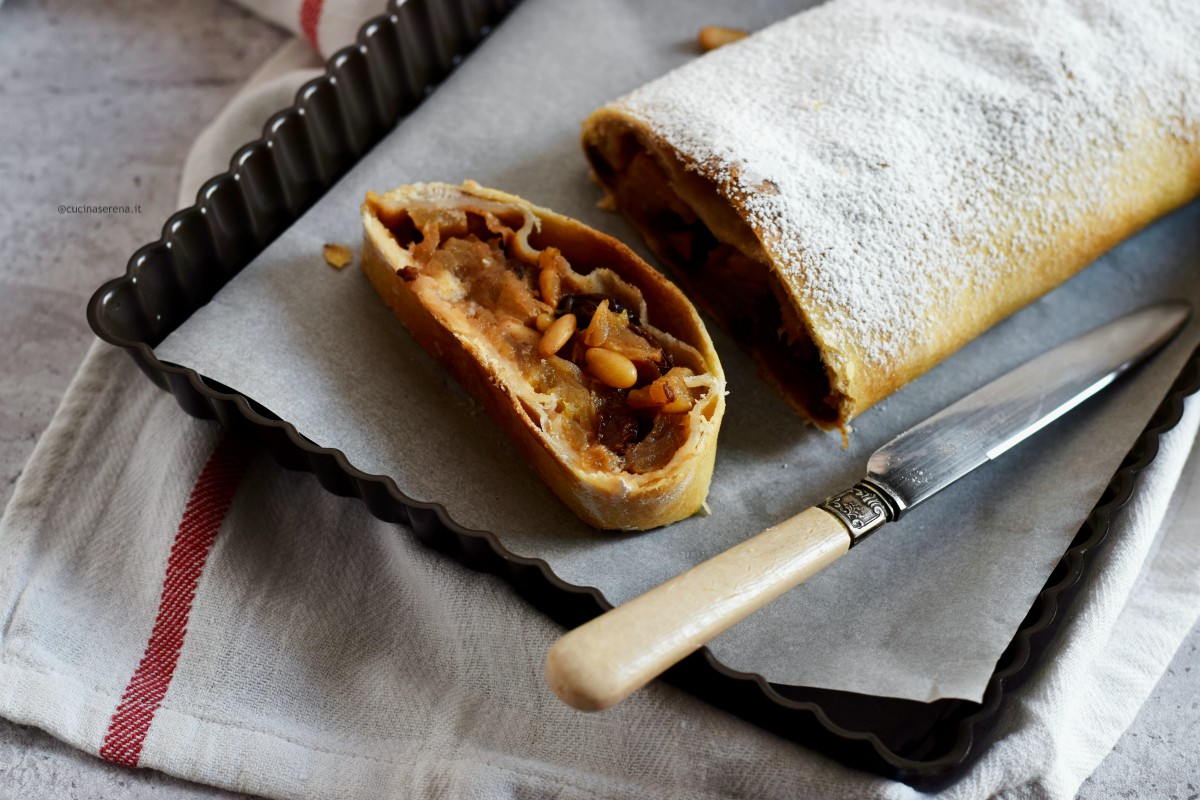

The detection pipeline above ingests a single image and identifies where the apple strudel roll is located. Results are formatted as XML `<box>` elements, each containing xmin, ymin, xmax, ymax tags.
<box><xmin>582</xmin><ymin>0</ymin><xmax>1200</xmax><ymax>431</ymax></box>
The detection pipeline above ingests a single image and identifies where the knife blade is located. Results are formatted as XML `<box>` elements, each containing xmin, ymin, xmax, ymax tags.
<box><xmin>545</xmin><ymin>301</ymin><xmax>1190</xmax><ymax>712</ymax></box>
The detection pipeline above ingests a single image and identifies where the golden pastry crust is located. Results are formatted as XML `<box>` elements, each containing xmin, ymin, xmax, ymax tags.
<box><xmin>361</xmin><ymin>181</ymin><xmax>726</xmax><ymax>531</ymax></box>
<box><xmin>580</xmin><ymin>1</ymin><xmax>1200</xmax><ymax>433</ymax></box>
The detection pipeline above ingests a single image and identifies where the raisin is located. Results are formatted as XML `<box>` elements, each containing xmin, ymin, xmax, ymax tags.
<box><xmin>687</xmin><ymin>222</ymin><xmax>718</xmax><ymax>272</ymax></box>
<box><xmin>557</xmin><ymin>293</ymin><xmax>639</xmax><ymax>327</ymax></box>
<box><xmin>596</xmin><ymin>391</ymin><xmax>640</xmax><ymax>456</ymax></box>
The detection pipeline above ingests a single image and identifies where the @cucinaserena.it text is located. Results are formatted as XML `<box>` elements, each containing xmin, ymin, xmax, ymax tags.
<box><xmin>59</xmin><ymin>204</ymin><xmax>142</xmax><ymax>214</ymax></box>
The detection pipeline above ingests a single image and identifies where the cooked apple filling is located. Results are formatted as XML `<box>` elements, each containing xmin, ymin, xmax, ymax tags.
<box><xmin>585</xmin><ymin>135</ymin><xmax>847</xmax><ymax>428</ymax></box>
<box><xmin>368</xmin><ymin>193</ymin><xmax>716</xmax><ymax>475</ymax></box>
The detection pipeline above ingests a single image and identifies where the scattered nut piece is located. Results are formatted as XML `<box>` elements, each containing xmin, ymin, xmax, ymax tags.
<box><xmin>323</xmin><ymin>242</ymin><xmax>353</xmax><ymax>269</ymax></box>
<box><xmin>698</xmin><ymin>26</ymin><xmax>748</xmax><ymax>52</ymax></box>
<box><xmin>535</xmin><ymin>311</ymin><xmax>556</xmax><ymax>332</ymax></box>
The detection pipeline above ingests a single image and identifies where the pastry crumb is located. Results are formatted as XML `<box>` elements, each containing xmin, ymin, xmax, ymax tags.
<box><xmin>323</xmin><ymin>243</ymin><xmax>353</xmax><ymax>270</ymax></box>
<box><xmin>697</xmin><ymin>26</ymin><xmax>748</xmax><ymax>52</ymax></box>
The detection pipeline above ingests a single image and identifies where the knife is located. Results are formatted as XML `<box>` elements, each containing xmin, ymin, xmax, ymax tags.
<box><xmin>544</xmin><ymin>301</ymin><xmax>1190</xmax><ymax>711</ymax></box>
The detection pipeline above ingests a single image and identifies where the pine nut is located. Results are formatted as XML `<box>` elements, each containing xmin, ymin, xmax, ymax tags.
<box><xmin>507</xmin><ymin>321</ymin><xmax>541</xmax><ymax>346</ymax></box>
<box><xmin>585</xmin><ymin>347</ymin><xmax>638</xmax><ymax>389</ymax></box>
<box><xmin>535</xmin><ymin>312</ymin><xmax>555</xmax><ymax>332</ymax></box>
<box><xmin>539</xmin><ymin>267</ymin><xmax>562</xmax><ymax>307</ymax></box>
<box><xmin>539</xmin><ymin>313</ymin><xmax>577</xmax><ymax>358</ymax></box>
<box><xmin>697</xmin><ymin>26</ymin><xmax>748</xmax><ymax>52</ymax></box>
<box><xmin>322</xmin><ymin>242</ymin><xmax>353</xmax><ymax>269</ymax></box>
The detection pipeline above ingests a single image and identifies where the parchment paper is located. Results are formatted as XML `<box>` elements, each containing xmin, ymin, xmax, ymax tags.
<box><xmin>154</xmin><ymin>0</ymin><xmax>1200</xmax><ymax>702</ymax></box>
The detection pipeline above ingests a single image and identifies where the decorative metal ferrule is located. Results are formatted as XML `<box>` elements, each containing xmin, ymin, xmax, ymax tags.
<box><xmin>818</xmin><ymin>482</ymin><xmax>897</xmax><ymax>546</ymax></box>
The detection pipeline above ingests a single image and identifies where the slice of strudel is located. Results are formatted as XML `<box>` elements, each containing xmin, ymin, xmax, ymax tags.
<box><xmin>362</xmin><ymin>181</ymin><xmax>725</xmax><ymax>530</ymax></box>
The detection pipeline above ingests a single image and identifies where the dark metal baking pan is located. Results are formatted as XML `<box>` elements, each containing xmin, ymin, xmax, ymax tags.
<box><xmin>85</xmin><ymin>0</ymin><xmax>1200</xmax><ymax>788</ymax></box>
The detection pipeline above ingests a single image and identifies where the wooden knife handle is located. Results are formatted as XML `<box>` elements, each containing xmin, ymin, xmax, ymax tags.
<box><xmin>544</xmin><ymin>506</ymin><xmax>852</xmax><ymax>711</ymax></box>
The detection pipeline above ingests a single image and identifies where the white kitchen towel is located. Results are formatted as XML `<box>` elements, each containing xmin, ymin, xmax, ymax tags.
<box><xmin>3</xmin><ymin>25</ymin><xmax>1200</xmax><ymax>800</ymax></box>
<box><xmin>229</xmin><ymin>0</ymin><xmax>381</xmax><ymax>57</ymax></box>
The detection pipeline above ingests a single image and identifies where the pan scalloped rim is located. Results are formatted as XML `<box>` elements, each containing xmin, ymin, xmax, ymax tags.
<box><xmin>84</xmin><ymin>0</ymin><xmax>1200</xmax><ymax>787</ymax></box>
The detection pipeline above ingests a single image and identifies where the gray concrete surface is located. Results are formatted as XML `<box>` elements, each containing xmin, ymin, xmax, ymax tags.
<box><xmin>0</xmin><ymin>0</ymin><xmax>1194</xmax><ymax>797</ymax></box>
<box><xmin>0</xmin><ymin>0</ymin><xmax>283</xmax><ymax>796</ymax></box>
<box><xmin>1082</xmin><ymin>638</ymin><xmax>1200</xmax><ymax>800</ymax></box>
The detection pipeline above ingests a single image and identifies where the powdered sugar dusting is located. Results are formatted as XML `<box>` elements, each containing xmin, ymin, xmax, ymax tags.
<box><xmin>615</xmin><ymin>0</ymin><xmax>1200</xmax><ymax>374</ymax></box>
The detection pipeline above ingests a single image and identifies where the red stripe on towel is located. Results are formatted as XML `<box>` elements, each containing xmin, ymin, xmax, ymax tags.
<box><xmin>99</xmin><ymin>436</ymin><xmax>252</xmax><ymax>768</ymax></box>
<box><xmin>300</xmin><ymin>0</ymin><xmax>326</xmax><ymax>53</ymax></box>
